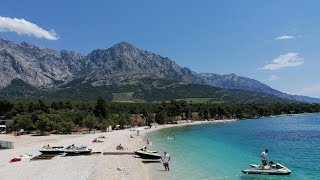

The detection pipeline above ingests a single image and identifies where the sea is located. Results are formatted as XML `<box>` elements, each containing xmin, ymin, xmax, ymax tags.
<box><xmin>146</xmin><ymin>114</ymin><xmax>320</xmax><ymax>180</ymax></box>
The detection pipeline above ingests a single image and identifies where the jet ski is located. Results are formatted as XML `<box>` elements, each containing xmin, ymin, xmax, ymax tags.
<box><xmin>39</xmin><ymin>146</ymin><xmax>65</xmax><ymax>154</ymax></box>
<box><xmin>137</xmin><ymin>147</ymin><xmax>157</xmax><ymax>153</ymax></box>
<box><xmin>134</xmin><ymin>147</ymin><xmax>161</xmax><ymax>159</ymax></box>
<box><xmin>64</xmin><ymin>145</ymin><xmax>92</xmax><ymax>155</ymax></box>
<box><xmin>242</xmin><ymin>162</ymin><xmax>291</xmax><ymax>175</ymax></box>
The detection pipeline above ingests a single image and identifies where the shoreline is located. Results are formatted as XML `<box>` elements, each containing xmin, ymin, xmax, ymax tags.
<box><xmin>1</xmin><ymin>112</ymin><xmax>317</xmax><ymax>180</ymax></box>
<box><xmin>138</xmin><ymin>119</ymin><xmax>238</xmax><ymax>179</ymax></box>
<box><xmin>142</xmin><ymin>119</ymin><xmax>238</xmax><ymax>136</ymax></box>
<box><xmin>0</xmin><ymin>119</ymin><xmax>237</xmax><ymax>180</ymax></box>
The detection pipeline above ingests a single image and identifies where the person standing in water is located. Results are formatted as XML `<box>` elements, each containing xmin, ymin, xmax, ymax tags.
<box><xmin>161</xmin><ymin>152</ymin><xmax>171</xmax><ymax>171</ymax></box>
<box><xmin>260</xmin><ymin>149</ymin><xmax>268</xmax><ymax>166</ymax></box>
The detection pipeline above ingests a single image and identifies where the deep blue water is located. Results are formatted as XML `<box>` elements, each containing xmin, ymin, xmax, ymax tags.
<box><xmin>147</xmin><ymin>114</ymin><xmax>320</xmax><ymax>180</ymax></box>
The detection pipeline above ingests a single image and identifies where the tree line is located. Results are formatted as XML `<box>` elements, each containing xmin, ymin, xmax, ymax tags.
<box><xmin>0</xmin><ymin>97</ymin><xmax>320</xmax><ymax>134</ymax></box>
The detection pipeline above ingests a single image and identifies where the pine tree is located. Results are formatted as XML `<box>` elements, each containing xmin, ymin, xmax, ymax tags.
<box><xmin>94</xmin><ymin>96</ymin><xmax>107</xmax><ymax>118</ymax></box>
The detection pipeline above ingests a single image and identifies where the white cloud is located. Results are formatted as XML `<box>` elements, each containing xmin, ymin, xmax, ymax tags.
<box><xmin>267</xmin><ymin>75</ymin><xmax>279</xmax><ymax>81</ymax></box>
<box><xmin>299</xmin><ymin>83</ymin><xmax>320</xmax><ymax>98</ymax></box>
<box><xmin>275</xmin><ymin>35</ymin><xmax>296</xmax><ymax>40</ymax></box>
<box><xmin>259</xmin><ymin>52</ymin><xmax>304</xmax><ymax>70</ymax></box>
<box><xmin>0</xmin><ymin>16</ymin><xmax>58</xmax><ymax>40</ymax></box>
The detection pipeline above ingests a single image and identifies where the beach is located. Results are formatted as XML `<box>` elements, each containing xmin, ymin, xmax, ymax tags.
<box><xmin>0</xmin><ymin>119</ymin><xmax>237</xmax><ymax>180</ymax></box>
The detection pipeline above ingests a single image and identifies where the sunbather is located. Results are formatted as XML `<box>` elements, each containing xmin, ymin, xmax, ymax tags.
<box><xmin>116</xmin><ymin>144</ymin><xmax>124</xmax><ymax>150</ymax></box>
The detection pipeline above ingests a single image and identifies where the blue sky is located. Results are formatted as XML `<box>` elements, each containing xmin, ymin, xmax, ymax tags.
<box><xmin>1</xmin><ymin>0</ymin><xmax>320</xmax><ymax>97</ymax></box>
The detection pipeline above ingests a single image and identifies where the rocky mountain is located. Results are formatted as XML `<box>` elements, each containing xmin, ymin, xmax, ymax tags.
<box><xmin>0</xmin><ymin>39</ymin><xmax>202</xmax><ymax>88</ymax></box>
<box><xmin>0</xmin><ymin>38</ymin><xmax>87</xmax><ymax>89</ymax></box>
<box><xmin>86</xmin><ymin>42</ymin><xmax>203</xmax><ymax>86</ymax></box>
<box><xmin>199</xmin><ymin>73</ymin><xmax>295</xmax><ymax>100</ymax></box>
<box><xmin>291</xmin><ymin>95</ymin><xmax>320</xmax><ymax>104</ymax></box>
<box><xmin>0</xmin><ymin>38</ymin><xmax>318</xmax><ymax>103</ymax></box>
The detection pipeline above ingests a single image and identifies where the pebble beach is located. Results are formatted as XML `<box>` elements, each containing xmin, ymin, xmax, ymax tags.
<box><xmin>0</xmin><ymin>120</ymin><xmax>236</xmax><ymax>180</ymax></box>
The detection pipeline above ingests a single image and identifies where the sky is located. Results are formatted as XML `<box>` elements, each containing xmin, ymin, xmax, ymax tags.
<box><xmin>1</xmin><ymin>0</ymin><xmax>320</xmax><ymax>97</ymax></box>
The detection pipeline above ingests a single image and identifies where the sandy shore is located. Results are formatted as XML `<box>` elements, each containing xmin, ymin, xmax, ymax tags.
<box><xmin>0</xmin><ymin>119</ymin><xmax>237</xmax><ymax>180</ymax></box>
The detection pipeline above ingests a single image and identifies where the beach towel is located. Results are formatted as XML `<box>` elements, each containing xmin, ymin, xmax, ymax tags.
<box><xmin>9</xmin><ymin>158</ymin><xmax>22</xmax><ymax>163</ymax></box>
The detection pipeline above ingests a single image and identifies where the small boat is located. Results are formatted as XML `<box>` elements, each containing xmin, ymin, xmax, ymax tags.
<box><xmin>64</xmin><ymin>145</ymin><xmax>92</xmax><ymax>155</ymax></box>
<box><xmin>134</xmin><ymin>147</ymin><xmax>161</xmax><ymax>159</ymax></box>
<box><xmin>39</xmin><ymin>146</ymin><xmax>65</xmax><ymax>154</ymax></box>
<box><xmin>242</xmin><ymin>163</ymin><xmax>291</xmax><ymax>175</ymax></box>
<box><xmin>137</xmin><ymin>147</ymin><xmax>157</xmax><ymax>153</ymax></box>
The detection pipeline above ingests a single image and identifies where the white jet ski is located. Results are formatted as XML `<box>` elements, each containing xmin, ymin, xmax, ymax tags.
<box><xmin>242</xmin><ymin>162</ymin><xmax>291</xmax><ymax>175</ymax></box>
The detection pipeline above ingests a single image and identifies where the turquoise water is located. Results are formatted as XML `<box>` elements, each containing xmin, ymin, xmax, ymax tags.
<box><xmin>147</xmin><ymin>114</ymin><xmax>320</xmax><ymax>180</ymax></box>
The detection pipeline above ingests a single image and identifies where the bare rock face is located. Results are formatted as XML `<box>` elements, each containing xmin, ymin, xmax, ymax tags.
<box><xmin>86</xmin><ymin>42</ymin><xmax>203</xmax><ymax>86</ymax></box>
<box><xmin>0</xmin><ymin>39</ymin><xmax>87</xmax><ymax>89</ymax></box>
<box><xmin>0</xmin><ymin>39</ymin><xmax>202</xmax><ymax>88</ymax></box>
<box><xmin>199</xmin><ymin>73</ymin><xmax>295</xmax><ymax>100</ymax></box>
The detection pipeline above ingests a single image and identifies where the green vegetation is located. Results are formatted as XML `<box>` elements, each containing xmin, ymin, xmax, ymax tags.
<box><xmin>0</xmin><ymin>97</ymin><xmax>319</xmax><ymax>135</ymax></box>
<box><xmin>112</xmin><ymin>92</ymin><xmax>144</xmax><ymax>102</ymax></box>
<box><xmin>0</xmin><ymin>78</ymin><xmax>293</xmax><ymax>103</ymax></box>
<box><xmin>183</xmin><ymin>98</ymin><xmax>212</xmax><ymax>103</ymax></box>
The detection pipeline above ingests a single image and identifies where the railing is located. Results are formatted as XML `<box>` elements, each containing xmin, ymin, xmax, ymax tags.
<box><xmin>0</xmin><ymin>141</ymin><xmax>14</xmax><ymax>149</ymax></box>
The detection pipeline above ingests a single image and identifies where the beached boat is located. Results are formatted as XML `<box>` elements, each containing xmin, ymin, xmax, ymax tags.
<box><xmin>242</xmin><ymin>163</ymin><xmax>291</xmax><ymax>175</ymax></box>
<box><xmin>39</xmin><ymin>146</ymin><xmax>65</xmax><ymax>154</ymax></box>
<box><xmin>137</xmin><ymin>147</ymin><xmax>157</xmax><ymax>153</ymax></box>
<box><xmin>64</xmin><ymin>145</ymin><xmax>92</xmax><ymax>155</ymax></box>
<box><xmin>134</xmin><ymin>147</ymin><xmax>161</xmax><ymax>159</ymax></box>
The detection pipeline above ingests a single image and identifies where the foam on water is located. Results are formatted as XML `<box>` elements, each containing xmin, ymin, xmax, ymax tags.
<box><xmin>147</xmin><ymin>114</ymin><xmax>320</xmax><ymax>180</ymax></box>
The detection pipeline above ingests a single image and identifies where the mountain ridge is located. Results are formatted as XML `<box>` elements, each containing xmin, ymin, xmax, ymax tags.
<box><xmin>0</xmin><ymin>38</ymin><xmax>318</xmax><ymax>103</ymax></box>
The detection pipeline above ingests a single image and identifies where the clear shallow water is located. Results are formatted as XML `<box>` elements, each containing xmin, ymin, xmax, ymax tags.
<box><xmin>147</xmin><ymin>114</ymin><xmax>320</xmax><ymax>180</ymax></box>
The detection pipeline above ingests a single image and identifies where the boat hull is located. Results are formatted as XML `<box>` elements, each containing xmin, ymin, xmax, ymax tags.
<box><xmin>39</xmin><ymin>150</ymin><xmax>65</xmax><ymax>154</ymax></box>
<box><xmin>242</xmin><ymin>163</ymin><xmax>291</xmax><ymax>175</ymax></box>
<box><xmin>242</xmin><ymin>169</ymin><xmax>291</xmax><ymax>175</ymax></box>
<box><xmin>64</xmin><ymin>150</ymin><xmax>92</xmax><ymax>155</ymax></box>
<box><xmin>134</xmin><ymin>150</ymin><xmax>161</xmax><ymax>159</ymax></box>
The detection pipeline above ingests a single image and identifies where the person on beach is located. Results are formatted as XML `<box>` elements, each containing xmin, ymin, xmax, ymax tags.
<box><xmin>43</xmin><ymin>144</ymin><xmax>50</xmax><ymax>149</ymax></box>
<box><xmin>161</xmin><ymin>152</ymin><xmax>171</xmax><ymax>171</ymax></box>
<box><xmin>116</xmin><ymin>144</ymin><xmax>124</xmax><ymax>150</ymax></box>
<box><xmin>260</xmin><ymin>149</ymin><xmax>268</xmax><ymax>166</ymax></box>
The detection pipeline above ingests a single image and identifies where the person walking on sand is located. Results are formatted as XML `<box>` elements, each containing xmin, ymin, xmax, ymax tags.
<box><xmin>161</xmin><ymin>152</ymin><xmax>171</xmax><ymax>171</ymax></box>
<box><xmin>260</xmin><ymin>149</ymin><xmax>268</xmax><ymax>167</ymax></box>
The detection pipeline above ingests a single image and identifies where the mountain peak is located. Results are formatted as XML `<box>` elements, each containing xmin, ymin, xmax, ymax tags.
<box><xmin>20</xmin><ymin>41</ymin><xmax>36</xmax><ymax>48</ymax></box>
<box><xmin>227</xmin><ymin>73</ymin><xmax>237</xmax><ymax>76</ymax></box>
<box><xmin>111</xmin><ymin>41</ymin><xmax>136</xmax><ymax>50</ymax></box>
